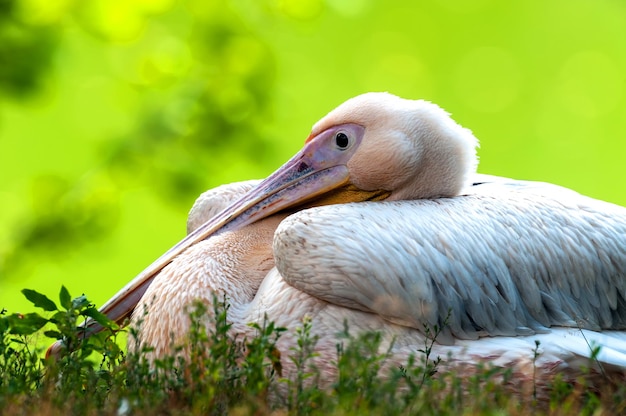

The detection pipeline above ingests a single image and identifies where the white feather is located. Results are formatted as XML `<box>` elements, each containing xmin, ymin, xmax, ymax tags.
<box><xmin>275</xmin><ymin>176</ymin><xmax>626</xmax><ymax>345</ymax></box>
<box><xmin>129</xmin><ymin>93</ymin><xmax>626</xmax><ymax>386</ymax></box>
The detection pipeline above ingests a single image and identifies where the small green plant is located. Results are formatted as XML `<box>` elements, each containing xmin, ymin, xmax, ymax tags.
<box><xmin>121</xmin><ymin>297</ymin><xmax>287</xmax><ymax>415</ymax></box>
<box><xmin>1</xmin><ymin>286</ymin><xmax>625</xmax><ymax>415</ymax></box>
<box><xmin>0</xmin><ymin>306</ymin><xmax>44</xmax><ymax>408</ymax></box>
<box><xmin>281</xmin><ymin>315</ymin><xmax>323</xmax><ymax>415</ymax></box>
<box><xmin>1</xmin><ymin>286</ymin><xmax>123</xmax><ymax>415</ymax></box>
<box><xmin>333</xmin><ymin>322</ymin><xmax>395</xmax><ymax>412</ymax></box>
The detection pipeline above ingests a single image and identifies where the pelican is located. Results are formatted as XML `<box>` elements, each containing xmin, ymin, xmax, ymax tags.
<box><xmin>49</xmin><ymin>92</ymin><xmax>626</xmax><ymax>386</ymax></box>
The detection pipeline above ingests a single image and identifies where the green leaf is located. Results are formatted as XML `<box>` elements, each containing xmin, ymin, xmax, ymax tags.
<box><xmin>48</xmin><ymin>310</ymin><xmax>72</xmax><ymax>327</ymax></box>
<box><xmin>83</xmin><ymin>307</ymin><xmax>117</xmax><ymax>330</ymax></box>
<box><xmin>0</xmin><ymin>316</ymin><xmax>8</xmax><ymax>333</ymax></box>
<box><xmin>103</xmin><ymin>340</ymin><xmax>121</xmax><ymax>357</ymax></box>
<box><xmin>71</xmin><ymin>294</ymin><xmax>90</xmax><ymax>310</ymax></box>
<box><xmin>22</xmin><ymin>289</ymin><xmax>58</xmax><ymax>312</ymax></box>
<box><xmin>49</xmin><ymin>310</ymin><xmax>67</xmax><ymax>322</ymax></box>
<box><xmin>44</xmin><ymin>330</ymin><xmax>63</xmax><ymax>339</ymax></box>
<box><xmin>8</xmin><ymin>313</ymin><xmax>49</xmax><ymax>335</ymax></box>
<box><xmin>59</xmin><ymin>286</ymin><xmax>71</xmax><ymax>310</ymax></box>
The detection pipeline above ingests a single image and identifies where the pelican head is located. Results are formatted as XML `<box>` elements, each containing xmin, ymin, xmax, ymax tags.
<box><xmin>310</xmin><ymin>92</ymin><xmax>478</xmax><ymax>201</ymax></box>
<box><xmin>47</xmin><ymin>92</ymin><xmax>479</xmax><ymax>355</ymax></box>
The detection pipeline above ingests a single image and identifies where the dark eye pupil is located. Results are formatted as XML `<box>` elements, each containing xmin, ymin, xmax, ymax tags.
<box><xmin>335</xmin><ymin>132</ymin><xmax>349</xmax><ymax>148</ymax></box>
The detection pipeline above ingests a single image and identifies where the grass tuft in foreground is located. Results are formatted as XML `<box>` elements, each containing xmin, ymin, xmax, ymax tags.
<box><xmin>1</xmin><ymin>287</ymin><xmax>625</xmax><ymax>415</ymax></box>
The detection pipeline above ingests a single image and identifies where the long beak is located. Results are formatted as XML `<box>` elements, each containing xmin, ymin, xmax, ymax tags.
<box><xmin>47</xmin><ymin>123</ymin><xmax>388</xmax><ymax>356</ymax></box>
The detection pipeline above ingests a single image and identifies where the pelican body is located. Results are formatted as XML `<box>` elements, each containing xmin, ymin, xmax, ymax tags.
<box><xmin>49</xmin><ymin>93</ymin><xmax>626</xmax><ymax>386</ymax></box>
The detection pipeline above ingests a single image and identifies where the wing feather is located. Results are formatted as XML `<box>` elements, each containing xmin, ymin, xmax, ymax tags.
<box><xmin>274</xmin><ymin>178</ymin><xmax>626</xmax><ymax>339</ymax></box>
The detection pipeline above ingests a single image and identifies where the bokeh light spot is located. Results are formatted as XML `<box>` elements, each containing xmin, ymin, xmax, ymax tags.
<box><xmin>433</xmin><ymin>0</ymin><xmax>494</xmax><ymax>13</ymax></box>
<box><xmin>358</xmin><ymin>30</ymin><xmax>432</xmax><ymax>97</ymax></box>
<box><xmin>108</xmin><ymin>30</ymin><xmax>191</xmax><ymax>87</ymax></box>
<box><xmin>278</xmin><ymin>0</ymin><xmax>323</xmax><ymax>20</ymax></box>
<box><xmin>18</xmin><ymin>0</ymin><xmax>73</xmax><ymax>25</ymax></box>
<box><xmin>225</xmin><ymin>37</ymin><xmax>267</xmax><ymax>76</ymax></box>
<box><xmin>362</xmin><ymin>53</ymin><xmax>431</xmax><ymax>98</ymax></box>
<box><xmin>454</xmin><ymin>46</ymin><xmax>521</xmax><ymax>113</ymax></box>
<box><xmin>147</xmin><ymin>36</ymin><xmax>192</xmax><ymax>82</ymax></box>
<box><xmin>77</xmin><ymin>0</ymin><xmax>149</xmax><ymax>43</ymax></box>
<box><xmin>216</xmin><ymin>87</ymin><xmax>255</xmax><ymax>124</ymax></box>
<box><xmin>556</xmin><ymin>51</ymin><xmax>623</xmax><ymax>119</ymax></box>
<box><xmin>327</xmin><ymin>0</ymin><xmax>372</xmax><ymax>17</ymax></box>
<box><xmin>134</xmin><ymin>0</ymin><xmax>175</xmax><ymax>14</ymax></box>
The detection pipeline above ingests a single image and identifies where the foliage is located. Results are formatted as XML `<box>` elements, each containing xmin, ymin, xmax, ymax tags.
<box><xmin>0</xmin><ymin>0</ymin><xmax>58</xmax><ymax>98</ymax></box>
<box><xmin>1</xmin><ymin>287</ymin><xmax>625</xmax><ymax>415</ymax></box>
<box><xmin>1</xmin><ymin>286</ymin><xmax>123</xmax><ymax>414</ymax></box>
<box><xmin>2</xmin><ymin>2</ymin><xmax>625</xmax><ymax>412</ymax></box>
<box><xmin>0</xmin><ymin>0</ymin><xmax>278</xmax><ymax>284</ymax></box>
<box><xmin>3</xmin><ymin>0</ymin><xmax>626</xmax><ymax>316</ymax></box>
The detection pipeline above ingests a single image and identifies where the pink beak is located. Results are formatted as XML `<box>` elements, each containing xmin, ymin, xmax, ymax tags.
<box><xmin>47</xmin><ymin>123</ymin><xmax>388</xmax><ymax>357</ymax></box>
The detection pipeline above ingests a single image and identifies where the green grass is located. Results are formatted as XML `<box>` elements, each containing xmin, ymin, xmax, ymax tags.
<box><xmin>1</xmin><ymin>287</ymin><xmax>625</xmax><ymax>415</ymax></box>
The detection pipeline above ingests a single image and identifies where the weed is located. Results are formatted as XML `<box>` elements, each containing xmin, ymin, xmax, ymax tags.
<box><xmin>0</xmin><ymin>286</ymin><xmax>625</xmax><ymax>415</ymax></box>
<box><xmin>281</xmin><ymin>315</ymin><xmax>323</xmax><ymax>414</ymax></box>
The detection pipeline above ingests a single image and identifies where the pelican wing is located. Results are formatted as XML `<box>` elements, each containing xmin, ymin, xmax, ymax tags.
<box><xmin>274</xmin><ymin>178</ymin><xmax>626</xmax><ymax>341</ymax></box>
<box><xmin>187</xmin><ymin>180</ymin><xmax>262</xmax><ymax>234</ymax></box>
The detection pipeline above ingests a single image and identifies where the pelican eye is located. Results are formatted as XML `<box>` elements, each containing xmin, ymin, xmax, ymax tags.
<box><xmin>335</xmin><ymin>132</ymin><xmax>349</xmax><ymax>149</ymax></box>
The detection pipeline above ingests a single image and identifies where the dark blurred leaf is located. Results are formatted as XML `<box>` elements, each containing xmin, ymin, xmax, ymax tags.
<box><xmin>1</xmin><ymin>0</ymin><xmax>276</xmax><ymax>282</ymax></box>
<box><xmin>83</xmin><ymin>307</ymin><xmax>117</xmax><ymax>330</ymax></box>
<box><xmin>0</xmin><ymin>0</ymin><xmax>58</xmax><ymax>98</ymax></box>
<box><xmin>21</xmin><ymin>289</ymin><xmax>58</xmax><ymax>311</ymax></box>
<box><xmin>44</xmin><ymin>329</ymin><xmax>62</xmax><ymax>339</ymax></box>
<box><xmin>49</xmin><ymin>310</ymin><xmax>67</xmax><ymax>323</ymax></box>
<box><xmin>59</xmin><ymin>286</ymin><xmax>71</xmax><ymax>310</ymax></box>
<box><xmin>7</xmin><ymin>312</ymin><xmax>48</xmax><ymax>335</ymax></box>
<box><xmin>0</xmin><ymin>314</ymin><xmax>8</xmax><ymax>333</ymax></box>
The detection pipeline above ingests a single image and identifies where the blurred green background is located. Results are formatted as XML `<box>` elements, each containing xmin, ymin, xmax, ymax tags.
<box><xmin>1</xmin><ymin>0</ymin><xmax>625</xmax><ymax>314</ymax></box>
